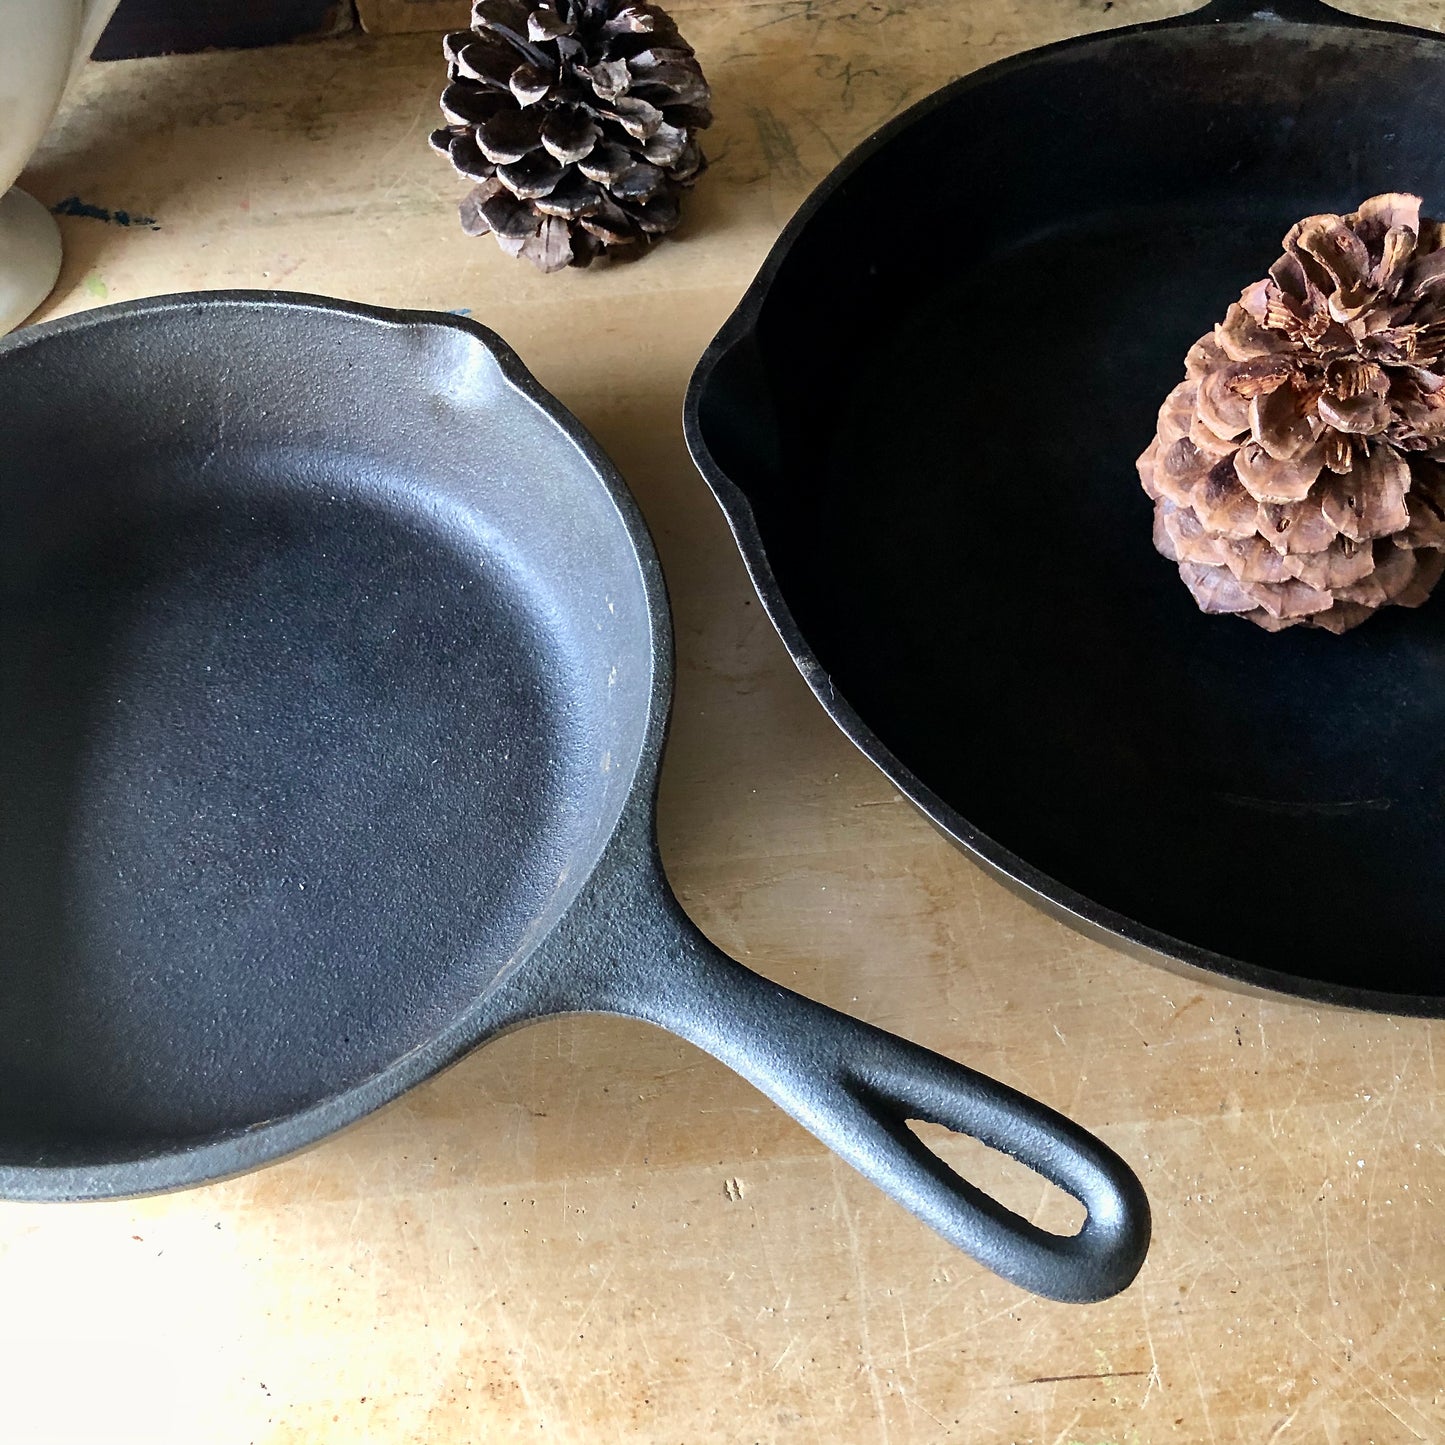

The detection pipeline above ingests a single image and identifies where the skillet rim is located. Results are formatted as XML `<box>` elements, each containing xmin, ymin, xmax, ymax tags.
<box><xmin>682</xmin><ymin>5</ymin><xmax>1445</xmax><ymax>1017</ymax></box>
<box><xmin>0</xmin><ymin>288</ymin><xmax>677</xmax><ymax>1196</ymax></box>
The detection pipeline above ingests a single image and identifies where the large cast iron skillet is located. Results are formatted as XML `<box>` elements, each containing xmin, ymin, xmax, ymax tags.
<box><xmin>686</xmin><ymin>0</ymin><xmax>1445</xmax><ymax>1015</ymax></box>
<box><xmin>0</xmin><ymin>294</ymin><xmax>1147</xmax><ymax>1303</ymax></box>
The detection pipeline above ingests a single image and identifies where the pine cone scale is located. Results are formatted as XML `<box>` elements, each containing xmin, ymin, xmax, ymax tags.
<box><xmin>529</xmin><ymin>9</ymin><xmax>575</xmax><ymax>40</ymax></box>
<box><xmin>578</xmin><ymin>201</ymin><xmax>632</xmax><ymax>244</ymax></box>
<box><xmin>459</xmin><ymin>180</ymin><xmax>499</xmax><ymax>236</ymax></box>
<box><xmin>446</xmin><ymin>133</ymin><xmax>496</xmax><ymax>181</ymax></box>
<box><xmin>480</xmin><ymin>186</ymin><xmax>542</xmax><ymax>239</ymax></box>
<box><xmin>1233</xmin><ymin>439</ymin><xmax>1322</xmax><ymax>504</ymax></box>
<box><xmin>441</xmin><ymin>84</ymin><xmax>501</xmax><ymax>126</ymax></box>
<box><xmin>1180</xmin><ymin>560</ymin><xmax>1256</xmax><ymax>614</ymax></box>
<box><xmin>477</xmin><ymin>110</ymin><xmax>544</xmax><ymax>162</ymax></box>
<box><xmin>534</xmin><ymin>172</ymin><xmax>602</xmax><ymax>217</ymax></box>
<box><xmin>1250</xmin><ymin>383</ymin><xmax>1314</xmax><ymax>460</ymax></box>
<box><xmin>642</xmin><ymin>126</ymin><xmax>686</xmax><ymax>166</ymax></box>
<box><xmin>541</xmin><ymin>110</ymin><xmax>600</xmax><ymax>161</ymax></box>
<box><xmin>1284</xmin><ymin>537</ymin><xmax>1370</xmax><ymax>590</ymax></box>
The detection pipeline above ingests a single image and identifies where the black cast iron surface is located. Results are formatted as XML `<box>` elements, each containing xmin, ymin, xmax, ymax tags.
<box><xmin>0</xmin><ymin>293</ymin><xmax>1147</xmax><ymax>1303</ymax></box>
<box><xmin>685</xmin><ymin>0</ymin><xmax>1445</xmax><ymax>1016</ymax></box>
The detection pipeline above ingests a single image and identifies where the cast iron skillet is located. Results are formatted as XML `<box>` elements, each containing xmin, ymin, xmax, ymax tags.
<box><xmin>0</xmin><ymin>293</ymin><xmax>1148</xmax><ymax>1303</ymax></box>
<box><xmin>686</xmin><ymin>0</ymin><xmax>1445</xmax><ymax>1015</ymax></box>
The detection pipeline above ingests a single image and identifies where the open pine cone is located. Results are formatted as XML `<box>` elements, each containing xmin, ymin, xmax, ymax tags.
<box><xmin>1138</xmin><ymin>193</ymin><xmax>1445</xmax><ymax>633</ymax></box>
<box><xmin>429</xmin><ymin>0</ymin><xmax>711</xmax><ymax>272</ymax></box>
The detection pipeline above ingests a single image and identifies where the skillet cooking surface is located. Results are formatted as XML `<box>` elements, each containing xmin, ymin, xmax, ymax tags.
<box><xmin>0</xmin><ymin>305</ymin><xmax>652</xmax><ymax>1157</ymax></box>
<box><xmin>689</xmin><ymin>9</ymin><xmax>1445</xmax><ymax>1009</ymax></box>
<box><xmin>2</xmin><ymin>469</ymin><xmax>578</xmax><ymax>1145</ymax></box>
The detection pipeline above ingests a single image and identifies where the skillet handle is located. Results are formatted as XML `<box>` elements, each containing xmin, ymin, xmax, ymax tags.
<box><xmin>609</xmin><ymin>889</ymin><xmax>1150</xmax><ymax>1304</ymax></box>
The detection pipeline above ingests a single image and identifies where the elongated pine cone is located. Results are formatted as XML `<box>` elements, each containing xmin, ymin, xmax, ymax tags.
<box><xmin>429</xmin><ymin>0</ymin><xmax>711</xmax><ymax>272</ymax></box>
<box><xmin>1138</xmin><ymin>194</ymin><xmax>1445</xmax><ymax>633</ymax></box>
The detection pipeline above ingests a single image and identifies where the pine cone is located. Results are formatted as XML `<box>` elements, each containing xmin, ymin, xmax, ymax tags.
<box><xmin>1139</xmin><ymin>193</ymin><xmax>1445</xmax><ymax>633</ymax></box>
<box><xmin>429</xmin><ymin>0</ymin><xmax>711</xmax><ymax>273</ymax></box>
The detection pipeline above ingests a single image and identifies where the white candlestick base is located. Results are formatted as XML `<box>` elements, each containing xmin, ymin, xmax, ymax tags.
<box><xmin>0</xmin><ymin>187</ymin><xmax>62</xmax><ymax>336</ymax></box>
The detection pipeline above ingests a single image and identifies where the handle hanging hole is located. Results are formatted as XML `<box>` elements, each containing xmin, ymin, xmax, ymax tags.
<box><xmin>906</xmin><ymin>1120</ymin><xmax>1088</xmax><ymax>1236</ymax></box>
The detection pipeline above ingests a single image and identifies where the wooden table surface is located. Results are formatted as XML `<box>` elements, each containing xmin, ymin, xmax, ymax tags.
<box><xmin>8</xmin><ymin>2</ymin><xmax>1445</xmax><ymax>1440</ymax></box>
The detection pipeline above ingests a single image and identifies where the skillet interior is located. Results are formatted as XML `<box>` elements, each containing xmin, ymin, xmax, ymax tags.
<box><xmin>0</xmin><ymin>299</ymin><xmax>655</xmax><ymax>1160</ymax></box>
<box><xmin>693</xmin><ymin>16</ymin><xmax>1445</xmax><ymax>1007</ymax></box>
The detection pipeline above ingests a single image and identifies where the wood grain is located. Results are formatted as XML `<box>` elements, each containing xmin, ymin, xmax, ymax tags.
<box><xmin>6</xmin><ymin>3</ymin><xmax>1444</xmax><ymax>1441</ymax></box>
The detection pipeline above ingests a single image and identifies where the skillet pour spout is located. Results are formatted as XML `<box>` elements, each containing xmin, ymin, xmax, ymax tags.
<box><xmin>685</xmin><ymin>0</ymin><xmax>1445</xmax><ymax>1014</ymax></box>
<box><xmin>0</xmin><ymin>293</ymin><xmax>1148</xmax><ymax>1304</ymax></box>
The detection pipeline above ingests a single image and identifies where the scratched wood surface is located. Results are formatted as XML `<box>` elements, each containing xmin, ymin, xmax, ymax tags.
<box><xmin>7</xmin><ymin>2</ymin><xmax>1445</xmax><ymax>1441</ymax></box>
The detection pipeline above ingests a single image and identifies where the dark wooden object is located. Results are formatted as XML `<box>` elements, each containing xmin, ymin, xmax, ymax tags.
<box><xmin>93</xmin><ymin>0</ymin><xmax>352</xmax><ymax>59</ymax></box>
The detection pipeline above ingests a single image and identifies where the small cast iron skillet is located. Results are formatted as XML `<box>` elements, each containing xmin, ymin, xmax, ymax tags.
<box><xmin>686</xmin><ymin>0</ymin><xmax>1445</xmax><ymax>1015</ymax></box>
<box><xmin>0</xmin><ymin>294</ymin><xmax>1148</xmax><ymax>1303</ymax></box>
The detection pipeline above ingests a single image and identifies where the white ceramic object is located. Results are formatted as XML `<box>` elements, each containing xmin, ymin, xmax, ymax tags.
<box><xmin>0</xmin><ymin>0</ymin><xmax>123</xmax><ymax>335</ymax></box>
